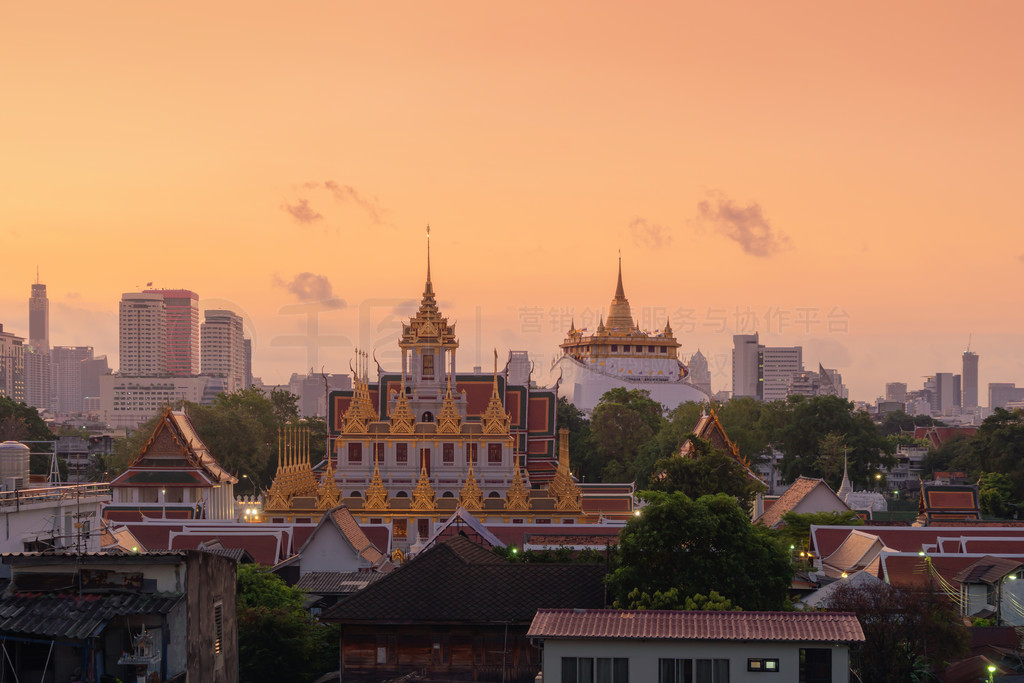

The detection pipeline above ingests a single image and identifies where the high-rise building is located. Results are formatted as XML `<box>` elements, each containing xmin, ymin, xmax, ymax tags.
<box><xmin>885</xmin><ymin>382</ymin><xmax>907</xmax><ymax>403</ymax></box>
<box><xmin>201</xmin><ymin>309</ymin><xmax>245</xmax><ymax>393</ymax></box>
<box><xmin>0</xmin><ymin>324</ymin><xmax>26</xmax><ymax>402</ymax></box>
<box><xmin>25</xmin><ymin>277</ymin><xmax>51</xmax><ymax>411</ymax></box>
<box><xmin>989</xmin><ymin>383</ymin><xmax>1024</xmax><ymax>410</ymax></box>
<box><xmin>962</xmin><ymin>351</ymin><xmax>979</xmax><ymax>410</ymax></box>
<box><xmin>687</xmin><ymin>350</ymin><xmax>712</xmax><ymax>396</ymax></box>
<box><xmin>243</xmin><ymin>338</ymin><xmax>253</xmax><ymax>389</ymax></box>
<box><xmin>119</xmin><ymin>292</ymin><xmax>167</xmax><ymax>377</ymax></box>
<box><xmin>731</xmin><ymin>333</ymin><xmax>760</xmax><ymax>399</ymax></box>
<box><xmin>760</xmin><ymin>346</ymin><xmax>803</xmax><ymax>402</ymax></box>
<box><xmin>144</xmin><ymin>289</ymin><xmax>199</xmax><ymax>376</ymax></box>
<box><xmin>51</xmin><ymin>346</ymin><xmax>94</xmax><ymax>413</ymax></box>
<box><xmin>81</xmin><ymin>354</ymin><xmax>110</xmax><ymax>413</ymax></box>
<box><xmin>934</xmin><ymin>372</ymin><xmax>955</xmax><ymax>415</ymax></box>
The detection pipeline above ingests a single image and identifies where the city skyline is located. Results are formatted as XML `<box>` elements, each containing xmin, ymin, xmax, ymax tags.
<box><xmin>2</xmin><ymin>2</ymin><xmax>1022</xmax><ymax>401</ymax></box>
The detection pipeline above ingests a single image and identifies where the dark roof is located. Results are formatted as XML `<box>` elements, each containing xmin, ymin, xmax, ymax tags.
<box><xmin>295</xmin><ymin>571</ymin><xmax>382</xmax><ymax>595</ymax></box>
<box><xmin>322</xmin><ymin>535</ymin><xmax>605</xmax><ymax>624</ymax></box>
<box><xmin>0</xmin><ymin>591</ymin><xmax>182</xmax><ymax>640</ymax></box>
<box><xmin>954</xmin><ymin>556</ymin><xmax>1024</xmax><ymax>585</ymax></box>
<box><xmin>527</xmin><ymin>609</ymin><xmax>865</xmax><ymax>643</ymax></box>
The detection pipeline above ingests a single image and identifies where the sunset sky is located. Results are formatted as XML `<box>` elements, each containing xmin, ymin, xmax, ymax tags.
<box><xmin>2</xmin><ymin>1</ymin><xmax>1022</xmax><ymax>403</ymax></box>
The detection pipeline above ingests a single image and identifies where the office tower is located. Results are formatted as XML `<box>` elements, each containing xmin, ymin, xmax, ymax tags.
<box><xmin>25</xmin><ymin>277</ymin><xmax>51</xmax><ymax>410</ymax></box>
<box><xmin>760</xmin><ymin>346</ymin><xmax>803</xmax><ymax>402</ymax></box>
<box><xmin>989</xmin><ymin>383</ymin><xmax>1024</xmax><ymax>410</ymax></box>
<box><xmin>934</xmin><ymin>372</ymin><xmax>955</xmax><ymax>415</ymax></box>
<box><xmin>144</xmin><ymin>289</ymin><xmax>199</xmax><ymax>376</ymax></box>
<box><xmin>687</xmin><ymin>349</ymin><xmax>712</xmax><ymax>395</ymax></box>
<box><xmin>819</xmin><ymin>366</ymin><xmax>848</xmax><ymax>399</ymax></box>
<box><xmin>81</xmin><ymin>355</ymin><xmax>110</xmax><ymax>412</ymax></box>
<box><xmin>201</xmin><ymin>309</ymin><xmax>245</xmax><ymax>393</ymax></box>
<box><xmin>119</xmin><ymin>292</ymin><xmax>167</xmax><ymax>377</ymax></box>
<box><xmin>51</xmin><ymin>345</ymin><xmax>93</xmax><ymax>413</ymax></box>
<box><xmin>953</xmin><ymin>374</ymin><xmax>962</xmax><ymax>410</ymax></box>
<box><xmin>962</xmin><ymin>351</ymin><xmax>979</xmax><ymax>410</ymax></box>
<box><xmin>732</xmin><ymin>333</ymin><xmax>760</xmax><ymax>398</ymax></box>
<box><xmin>243</xmin><ymin>338</ymin><xmax>253</xmax><ymax>389</ymax></box>
<box><xmin>886</xmin><ymin>382</ymin><xmax>908</xmax><ymax>403</ymax></box>
<box><xmin>0</xmin><ymin>325</ymin><xmax>26</xmax><ymax>402</ymax></box>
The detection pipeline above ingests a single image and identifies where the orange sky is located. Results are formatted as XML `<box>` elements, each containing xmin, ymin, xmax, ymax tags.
<box><xmin>2</xmin><ymin>1</ymin><xmax>1022</xmax><ymax>402</ymax></box>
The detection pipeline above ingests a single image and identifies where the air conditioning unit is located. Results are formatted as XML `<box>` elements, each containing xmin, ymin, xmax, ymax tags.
<box><xmin>4</xmin><ymin>477</ymin><xmax>24</xmax><ymax>492</ymax></box>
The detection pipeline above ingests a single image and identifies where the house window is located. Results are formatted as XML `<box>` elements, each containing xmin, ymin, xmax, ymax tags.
<box><xmin>696</xmin><ymin>659</ymin><xmax>729</xmax><ymax>683</ymax></box>
<box><xmin>748</xmin><ymin>659</ymin><xmax>779</xmax><ymax>673</ymax></box>
<box><xmin>465</xmin><ymin>443</ymin><xmax>478</xmax><ymax>465</ymax></box>
<box><xmin>214</xmin><ymin>601</ymin><xmax>223</xmax><ymax>656</ymax></box>
<box><xmin>348</xmin><ymin>443</ymin><xmax>362</xmax><ymax>465</ymax></box>
<box><xmin>396</xmin><ymin>443</ymin><xmax>408</xmax><ymax>464</ymax></box>
<box><xmin>799</xmin><ymin>649</ymin><xmax>830</xmax><ymax>683</ymax></box>
<box><xmin>377</xmin><ymin>647</ymin><xmax>387</xmax><ymax>664</ymax></box>
<box><xmin>661</xmin><ymin>659</ymin><xmax>728</xmax><ymax>683</ymax></box>
<box><xmin>487</xmin><ymin>443</ymin><xmax>502</xmax><ymax>465</ymax></box>
<box><xmin>422</xmin><ymin>353</ymin><xmax>434</xmax><ymax>379</ymax></box>
<box><xmin>443</xmin><ymin>443</ymin><xmax>455</xmax><ymax>464</ymax></box>
<box><xmin>562</xmin><ymin>657</ymin><xmax>628</xmax><ymax>683</ymax></box>
<box><xmin>659</xmin><ymin>658</ymin><xmax>691</xmax><ymax>682</ymax></box>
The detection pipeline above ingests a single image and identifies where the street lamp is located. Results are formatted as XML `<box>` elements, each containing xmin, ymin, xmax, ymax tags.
<box><xmin>989</xmin><ymin>664</ymin><xmax>997</xmax><ymax>682</ymax></box>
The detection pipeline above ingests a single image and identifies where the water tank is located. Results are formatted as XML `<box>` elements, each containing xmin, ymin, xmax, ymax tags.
<box><xmin>0</xmin><ymin>441</ymin><xmax>31</xmax><ymax>490</ymax></box>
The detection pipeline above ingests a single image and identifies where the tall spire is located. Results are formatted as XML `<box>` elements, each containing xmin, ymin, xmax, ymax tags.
<box><xmin>481</xmin><ymin>349</ymin><xmax>510</xmax><ymax>434</ymax></box>
<box><xmin>425</xmin><ymin>225</ymin><xmax>433</xmax><ymax>294</ymax></box>
<box><xmin>606</xmin><ymin>255</ymin><xmax>634</xmax><ymax>333</ymax></box>
<box><xmin>838</xmin><ymin>448</ymin><xmax>853</xmax><ymax>502</ymax></box>
<box><xmin>615</xmin><ymin>253</ymin><xmax>625</xmax><ymax>300</ymax></box>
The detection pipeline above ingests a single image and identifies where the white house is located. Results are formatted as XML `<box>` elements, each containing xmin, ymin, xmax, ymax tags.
<box><xmin>527</xmin><ymin>608</ymin><xmax>864</xmax><ymax>683</ymax></box>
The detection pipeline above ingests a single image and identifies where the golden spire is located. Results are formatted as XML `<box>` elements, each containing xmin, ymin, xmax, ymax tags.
<box><xmin>663</xmin><ymin>316</ymin><xmax>673</xmax><ymax>337</ymax></box>
<box><xmin>436</xmin><ymin>375</ymin><xmax>462</xmax><ymax>434</ymax></box>
<box><xmin>547</xmin><ymin>428</ymin><xmax>582</xmax><ymax>511</ymax></box>
<box><xmin>480</xmin><ymin>349</ymin><xmax>510</xmax><ymax>435</ymax></box>
<box><xmin>343</xmin><ymin>352</ymin><xmax>379</xmax><ymax>434</ymax></box>
<box><xmin>411</xmin><ymin>457</ymin><xmax>436</xmax><ymax>511</ymax></box>
<box><xmin>459</xmin><ymin>455</ymin><xmax>483</xmax><ymax>511</ymax></box>
<box><xmin>390</xmin><ymin>376</ymin><xmax>415</xmax><ymax>434</ymax></box>
<box><xmin>316</xmin><ymin>448</ymin><xmax>341</xmax><ymax>510</ymax></box>
<box><xmin>505</xmin><ymin>452</ymin><xmax>531</xmax><ymax>511</ymax></box>
<box><xmin>364</xmin><ymin>447</ymin><xmax>389</xmax><ymax>510</ymax></box>
<box><xmin>606</xmin><ymin>255</ymin><xmax>634</xmax><ymax>333</ymax></box>
<box><xmin>265</xmin><ymin>423</ymin><xmax>319</xmax><ymax>511</ymax></box>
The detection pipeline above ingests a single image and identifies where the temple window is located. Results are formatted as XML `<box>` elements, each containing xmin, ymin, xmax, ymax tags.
<box><xmin>422</xmin><ymin>353</ymin><xmax>434</xmax><ymax>379</ymax></box>
<box><xmin>396</xmin><ymin>443</ymin><xmax>408</xmax><ymax>464</ymax></box>
<box><xmin>488</xmin><ymin>491</ymin><xmax>501</xmax><ymax>498</ymax></box>
<box><xmin>648</xmin><ymin>345</ymin><xmax>656</xmax><ymax>352</ymax></box>
<box><xmin>442</xmin><ymin>491</ymin><xmax>455</xmax><ymax>498</ymax></box>
<box><xmin>660</xmin><ymin>346</ymin><xmax>667</xmax><ymax>353</ymax></box>
<box><xmin>488</xmin><ymin>443</ymin><xmax>502</xmax><ymax>465</ymax></box>
<box><xmin>443</xmin><ymin>443</ymin><xmax>455</xmax><ymax>464</ymax></box>
<box><xmin>465</xmin><ymin>443</ymin><xmax>478</xmax><ymax>464</ymax></box>
<box><xmin>374</xmin><ymin>443</ymin><xmax>384</xmax><ymax>462</ymax></box>
<box><xmin>421</xmin><ymin>411</ymin><xmax>434</xmax><ymax>423</ymax></box>
<box><xmin>611</xmin><ymin>345</ymin><xmax>618</xmax><ymax>352</ymax></box>
<box><xmin>394</xmin><ymin>519</ymin><xmax>407</xmax><ymax>537</ymax></box>
<box><xmin>348</xmin><ymin>443</ymin><xmax>362</xmax><ymax>465</ymax></box>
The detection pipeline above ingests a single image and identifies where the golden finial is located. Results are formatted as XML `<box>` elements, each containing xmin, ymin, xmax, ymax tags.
<box><xmin>459</xmin><ymin>455</ymin><xmax>483</xmax><ymax>511</ymax></box>
<box><xmin>505</xmin><ymin>452</ymin><xmax>531</xmax><ymax>511</ymax></box>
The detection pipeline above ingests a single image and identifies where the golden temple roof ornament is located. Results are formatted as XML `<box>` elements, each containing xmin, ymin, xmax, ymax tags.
<box><xmin>459</xmin><ymin>456</ymin><xmax>483</xmax><ymax>511</ymax></box>
<box><xmin>505</xmin><ymin>452</ymin><xmax>531</xmax><ymax>511</ymax></box>
<box><xmin>547</xmin><ymin>428</ymin><xmax>582</xmax><ymax>511</ymax></box>
<box><xmin>411</xmin><ymin>459</ymin><xmax>436</xmax><ymax>511</ymax></box>
<box><xmin>436</xmin><ymin>376</ymin><xmax>462</xmax><ymax>435</ymax></box>
<box><xmin>316</xmin><ymin>449</ymin><xmax>341</xmax><ymax>510</ymax></box>
<box><xmin>390</xmin><ymin>371</ymin><xmax>415</xmax><ymax>434</ymax></box>
<box><xmin>364</xmin><ymin>448</ymin><xmax>389</xmax><ymax>510</ymax></box>
<box><xmin>480</xmin><ymin>350</ymin><xmax>511</xmax><ymax>435</ymax></box>
<box><xmin>402</xmin><ymin>226</ymin><xmax>458</xmax><ymax>348</ymax></box>
<box><xmin>265</xmin><ymin>423</ymin><xmax>319</xmax><ymax>511</ymax></box>
<box><xmin>606</xmin><ymin>256</ymin><xmax>635</xmax><ymax>334</ymax></box>
<box><xmin>343</xmin><ymin>351</ymin><xmax>379</xmax><ymax>434</ymax></box>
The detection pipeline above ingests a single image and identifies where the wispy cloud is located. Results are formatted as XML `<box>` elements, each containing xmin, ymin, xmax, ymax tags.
<box><xmin>628</xmin><ymin>216</ymin><xmax>672</xmax><ymax>248</ymax></box>
<box><xmin>273</xmin><ymin>272</ymin><xmax>344</xmax><ymax>307</ymax></box>
<box><xmin>283</xmin><ymin>199</ymin><xmax>323</xmax><ymax>224</ymax></box>
<box><xmin>697</xmin><ymin>193</ymin><xmax>790</xmax><ymax>257</ymax></box>
<box><xmin>324</xmin><ymin>181</ymin><xmax>384</xmax><ymax>225</ymax></box>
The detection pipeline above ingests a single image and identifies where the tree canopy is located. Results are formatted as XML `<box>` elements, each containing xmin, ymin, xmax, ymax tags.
<box><xmin>607</xmin><ymin>491</ymin><xmax>792</xmax><ymax>611</ymax></box>
<box><xmin>587</xmin><ymin>388</ymin><xmax>665</xmax><ymax>482</ymax></box>
<box><xmin>647</xmin><ymin>436</ymin><xmax>763</xmax><ymax>513</ymax></box>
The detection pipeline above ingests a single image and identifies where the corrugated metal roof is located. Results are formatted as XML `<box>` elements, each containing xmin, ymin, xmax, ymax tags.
<box><xmin>295</xmin><ymin>571</ymin><xmax>382</xmax><ymax>594</ymax></box>
<box><xmin>527</xmin><ymin>609</ymin><xmax>865</xmax><ymax>643</ymax></box>
<box><xmin>0</xmin><ymin>592</ymin><xmax>182</xmax><ymax>640</ymax></box>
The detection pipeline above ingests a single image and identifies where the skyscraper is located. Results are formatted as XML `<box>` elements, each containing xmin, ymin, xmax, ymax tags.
<box><xmin>201</xmin><ymin>309</ymin><xmax>245</xmax><ymax>393</ymax></box>
<box><xmin>885</xmin><ymin>382</ymin><xmax>907</xmax><ymax>403</ymax></box>
<box><xmin>687</xmin><ymin>349</ymin><xmax>712</xmax><ymax>395</ymax></box>
<box><xmin>962</xmin><ymin>351</ymin><xmax>979</xmax><ymax>410</ymax></box>
<box><xmin>0</xmin><ymin>324</ymin><xmax>26</xmax><ymax>402</ymax></box>
<box><xmin>144</xmin><ymin>289</ymin><xmax>199</xmax><ymax>376</ymax></box>
<box><xmin>934</xmin><ymin>372</ymin><xmax>955</xmax><ymax>415</ymax></box>
<box><xmin>25</xmin><ymin>275</ymin><xmax>51</xmax><ymax>410</ymax></box>
<box><xmin>119</xmin><ymin>293</ymin><xmax>167</xmax><ymax>377</ymax></box>
<box><xmin>731</xmin><ymin>333</ymin><xmax>760</xmax><ymax>398</ymax></box>
<box><xmin>52</xmin><ymin>346</ymin><xmax>94</xmax><ymax>413</ymax></box>
<box><xmin>760</xmin><ymin>345</ymin><xmax>803</xmax><ymax>402</ymax></box>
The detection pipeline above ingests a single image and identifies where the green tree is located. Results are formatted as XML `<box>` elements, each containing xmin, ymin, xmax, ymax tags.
<box><xmin>877</xmin><ymin>410</ymin><xmax>945</xmax><ymax>437</ymax></box>
<box><xmin>774</xmin><ymin>395</ymin><xmax>894</xmax><ymax>489</ymax></box>
<box><xmin>629</xmin><ymin>402</ymin><xmax>702</xmax><ymax>487</ymax></box>
<box><xmin>557</xmin><ymin>396</ymin><xmax>593</xmax><ymax>479</ymax></box>
<box><xmin>648</xmin><ymin>436</ymin><xmax>764</xmax><ymax>513</ymax></box>
<box><xmin>774</xmin><ymin>510</ymin><xmax>862</xmax><ymax>555</ymax></box>
<box><xmin>607</xmin><ymin>491</ymin><xmax>792</xmax><ymax>611</ymax></box>
<box><xmin>978</xmin><ymin>472</ymin><xmax>1017</xmax><ymax>518</ymax></box>
<box><xmin>236</xmin><ymin>564</ymin><xmax>337</xmax><ymax>683</ymax></box>
<box><xmin>0</xmin><ymin>397</ymin><xmax>56</xmax><ymax>475</ymax></box>
<box><xmin>716</xmin><ymin>397</ymin><xmax>776</xmax><ymax>462</ymax></box>
<box><xmin>922</xmin><ymin>434</ymin><xmax>976</xmax><ymax>477</ymax></box>
<box><xmin>969</xmin><ymin>409</ymin><xmax>1024</xmax><ymax>499</ymax></box>
<box><xmin>588</xmin><ymin>388</ymin><xmax>665</xmax><ymax>482</ymax></box>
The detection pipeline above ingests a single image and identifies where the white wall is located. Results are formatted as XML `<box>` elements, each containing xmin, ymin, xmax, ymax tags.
<box><xmin>540</xmin><ymin>638</ymin><xmax>850</xmax><ymax>683</ymax></box>
<box><xmin>299</xmin><ymin>522</ymin><xmax>374</xmax><ymax>574</ymax></box>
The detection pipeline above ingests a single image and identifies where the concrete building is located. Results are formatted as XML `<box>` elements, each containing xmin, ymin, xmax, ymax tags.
<box><xmin>99</xmin><ymin>374</ymin><xmax>211</xmax><ymax>430</ymax></box>
<box><xmin>731</xmin><ymin>333</ymin><xmax>760</xmax><ymax>399</ymax></box>
<box><xmin>686</xmin><ymin>349</ymin><xmax>712</xmax><ymax>395</ymax></box>
<box><xmin>119</xmin><ymin>292</ymin><xmax>167</xmax><ymax>377</ymax></box>
<box><xmin>760</xmin><ymin>345</ymin><xmax>803</xmax><ymax>402</ymax></box>
<box><xmin>81</xmin><ymin>354</ymin><xmax>110</xmax><ymax>412</ymax></box>
<box><xmin>0</xmin><ymin>479</ymin><xmax>109</xmax><ymax>552</ymax></box>
<box><xmin>934</xmin><ymin>372</ymin><xmax>956</xmax><ymax>415</ymax></box>
<box><xmin>990</xmin><ymin>383</ymin><xmax>1024</xmax><ymax>410</ymax></box>
<box><xmin>144</xmin><ymin>288</ymin><xmax>200</xmax><ymax>376</ymax></box>
<box><xmin>886</xmin><ymin>382</ymin><xmax>908</xmax><ymax>403</ymax></box>
<box><xmin>51</xmin><ymin>345</ymin><xmax>93</xmax><ymax>414</ymax></box>
<box><xmin>286</xmin><ymin>371</ymin><xmax>352</xmax><ymax>417</ymax></box>
<box><xmin>0</xmin><ymin>324</ymin><xmax>26</xmax><ymax>402</ymax></box>
<box><xmin>243</xmin><ymin>337</ymin><xmax>253</xmax><ymax>388</ymax></box>
<box><xmin>201</xmin><ymin>309</ymin><xmax>246</xmax><ymax>393</ymax></box>
<box><xmin>25</xmin><ymin>278</ymin><xmax>50</xmax><ymax>412</ymax></box>
<box><xmin>962</xmin><ymin>351</ymin><xmax>979</xmax><ymax>410</ymax></box>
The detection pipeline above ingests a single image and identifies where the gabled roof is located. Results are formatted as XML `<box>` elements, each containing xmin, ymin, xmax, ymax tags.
<box><xmin>321</xmin><ymin>535</ymin><xmax>605</xmax><ymax>625</ymax></box>
<box><xmin>111</xmin><ymin>409</ymin><xmax>236</xmax><ymax>487</ymax></box>
<box><xmin>798</xmin><ymin>571</ymin><xmax>884</xmax><ymax>608</ymax></box>
<box><xmin>820</xmin><ymin>530</ymin><xmax>891</xmax><ymax>579</ymax></box>
<box><xmin>954</xmin><ymin>556</ymin><xmax>1024</xmax><ymax>585</ymax></box>
<box><xmin>297</xmin><ymin>506</ymin><xmax>385</xmax><ymax>566</ymax></box>
<box><xmin>913</xmin><ymin>426</ymin><xmax>978</xmax><ymax>450</ymax></box>
<box><xmin>421</xmin><ymin>507</ymin><xmax>505</xmax><ymax>552</ymax></box>
<box><xmin>295</xmin><ymin>571</ymin><xmax>382</xmax><ymax>595</ymax></box>
<box><xmin>756</xmin><ymin>477</ymin><xmax>849</xmax><ymax>529</ymax></box>
<box><xmin>527</xmin><ymin>609</ymin><xmax>865</xmax><ymax>643</ymax></box>
<box><xmin>919</xmin><ymin>483</ymin><xmax>981</xmax><ymax>523</ymax></box>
